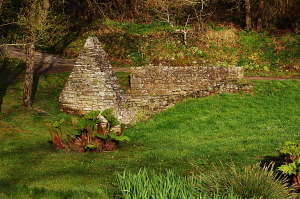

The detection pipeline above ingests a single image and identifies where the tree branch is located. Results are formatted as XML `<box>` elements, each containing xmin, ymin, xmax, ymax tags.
<box><xmin>0</xmin><ymin>21</ymin><xmax>20</xmax><ymax>27</ymax></box>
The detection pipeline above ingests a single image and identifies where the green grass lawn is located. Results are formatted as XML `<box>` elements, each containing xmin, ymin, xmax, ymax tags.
<box><xmin>0</xmin><ymin>68</ymin><xmax>300</xmax><ymax>198</ymax></box>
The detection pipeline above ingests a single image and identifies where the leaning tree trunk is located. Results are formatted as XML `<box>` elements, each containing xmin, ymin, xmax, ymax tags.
<box><xmin>23</xmin><ymin>0</ymin><xmax>37</xmax><ymax>108</ymax></box>
<box><xmin>245</xmin><ymin>0</ymin><xmax>252</xmax><ymax>30</ymax></box>
<box><xmin>23</xmin><ymin>0</ymin><xmax>49</xmax><ymax>108</ymax></box>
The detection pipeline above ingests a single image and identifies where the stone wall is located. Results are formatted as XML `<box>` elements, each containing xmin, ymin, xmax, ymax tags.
<box><xmin>59</xmin><ymin>36</ymin><xmax>251</xmax><ymax>124</ymax></box>
<box><xmin>129</xmin><ymin>66</ymin><xmax>244</xmax><ymax>96</ymax></box>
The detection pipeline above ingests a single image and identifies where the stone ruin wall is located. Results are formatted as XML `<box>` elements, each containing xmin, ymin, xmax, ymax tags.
<box><xmin>129</xmin><ymin>66</ymin><xmax>245</xmax><ymax>96</ymax></box>
<box><xmin>59</xmin><ymin>36</ymin><xmax>251</xmax><ymax>124</ymax></box>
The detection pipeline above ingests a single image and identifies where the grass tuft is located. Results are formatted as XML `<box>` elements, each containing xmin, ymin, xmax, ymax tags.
<box><xmin>195</xmin><ymin>163</ymin><xmax>296</xmax><ymax>199</ymax></box>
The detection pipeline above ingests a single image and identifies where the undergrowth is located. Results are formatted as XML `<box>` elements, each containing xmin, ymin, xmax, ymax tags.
<box><xmin>61</xmin><ymin>20</ymin><xmax>300</xmax><ymax>78</ymax></box>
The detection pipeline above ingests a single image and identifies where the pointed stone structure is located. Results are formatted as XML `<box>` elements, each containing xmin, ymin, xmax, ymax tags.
<box><xmin>59</xmin><ymin>36</ymin><xmax>124</xmax><ymax>115</ymax></box>
<box><xmin>59</xmin><ymin>36</ymin><xmax>250</xmax><ymax>124</ymax></box>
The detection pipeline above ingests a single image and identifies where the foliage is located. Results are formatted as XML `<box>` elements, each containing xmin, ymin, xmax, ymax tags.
<box><xmin>278</xmin><ymin>158</ymin><xmax>300</xmax><ymax>176</ymax></box>
<box><xmin>46</xmin><ymin>118</ymin><xmax>68</xmax><ymax>150</ymax></box>
<box><xmin>59</xmin><ymin>19</ymin><xmax>299</xmax><ymax>78</ymax></box>
<box><xmin>106</xmin><ymin>20</ymin><xmax>172</xmax><ymax>35</ymax></box>
<box><xmin>276</xmin><ymin>141</ymin><xmax>300</xmax><ymax>189</ymax></box>
<box><xmin>116</xmin><ymin>169</ymin><xmax>202</xmax><ymax>199</ymax></box>
<box><xmin>0</xmin><ymin>0</ymin><xmax>69</xmax><ymax>50</ymax></box>
<box><xmin>47</xmin><ymin>109</ymin><xmax>130</xmax><ymax>152</ymax></box>
<box><xmin>237</xmin><ymin>30</ymin><xmax>300</xmax><ymax>73</ymax></box>
<box><xmin>115</xmin><ymin>72</ymin><xmax>130</xmax><ymax>92</ymax></box>
<box><xmin>195</xmin><ymin>163</ymin><xmax>295</xmax><ymax>199</ymax></box>
<box><xmin>116</xmin><ymin>165</ymin><xmax>295</xmax><ymax>199</ymax></box>
<box><xmin>276</xmin><ymin>141</ymin><xmax>300</xmax><ymax>162</ymax></box>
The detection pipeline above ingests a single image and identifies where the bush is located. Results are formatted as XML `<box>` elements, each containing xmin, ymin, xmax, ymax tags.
<box><xmin>196</xmin><ymin>163</ymin><xmax>295</xmax><ymax>199</ymax></box>
<box><xmin>276</xmin><ymin>141</ymin><xmax>300</xmax><ymax>189</ymax></box>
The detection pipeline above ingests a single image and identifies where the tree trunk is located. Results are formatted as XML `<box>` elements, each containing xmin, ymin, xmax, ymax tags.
<box><xmin>23</xmin><ymin>41</ymin><xmax>35</xmax><ymax>108</ymax></box>
<box><xmin>23</xmin><ymin>0</ymin><xmax>37</xmax><ymax>108</ymax></box>
<box><xmin>245</xmin><ymin>0</ymin><xmax>252</xmax><ymax>30</ymax></box>
<box><xmin>23</xmin><ymin>0</ymin><xmax>49</xmax><ymax>108</ymax></box>
<box><xmin>0</xmin><ymin>0</ymin><xmax>3</xmax><ymax>10</ymax></box>
<box><xmin>257</xmin><ymin>0</ymin><xmax>264</xmax><ymax>31</ymax></box>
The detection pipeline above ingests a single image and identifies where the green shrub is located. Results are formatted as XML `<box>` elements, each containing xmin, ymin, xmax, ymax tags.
<box><xmin>276</xmin><ymin>141</ymin><xmax>300</xmax><ymax>189</ymax></box>
<box><xmin>276</xmin><ymin>141</ymin><xmax>300</xmax><ymax>162</ymax></box>
<box><xmin>196</xmin><ymin>163</ymin><xmax>295</xmax><ymax>199</ymax></box>
<box><xmin>47</xmin><ymin>109</ymin><xmax>130</xmax><ymax>152</ymax></box>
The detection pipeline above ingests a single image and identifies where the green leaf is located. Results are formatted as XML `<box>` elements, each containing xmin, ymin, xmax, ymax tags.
<box><xmin>106</xmin><ymin>115</ymin><xmax>120</xmax><ymax>128</ymax></box>
<box><xmin>70</xmin><ymin>130</ymin><xmax>81</xmax><ymax>136</ymax></box>
<box><xmin>278</xmin><ymin>158</ymin><xmax>300</xmax><ymax>175</ymax></box>
<box><xmin>52</xmin><ymin>119</ymin><xmax>65</xmax><ymax>128</ymax></box>
<box><xmin>98</xmin><ymin>135</ymin><xmax>108</xmax><ymax>139</ymax></box>
<box><xmin>108</xmin><ymin>133</ymin><xmax>130</xmax><ymax>142</ymax></box>
<box><xmin>276</xmin><ymin>141</ymin><xmax>300</xmax><ymax>160</ymax></box>
<box><xmin>101</xmin><ymin>108</ymin><xmax>114</xmax><ymax>117</ymax></box>
<box><xmin>84</xmin><ymin>110</ymin><xmax>101</xmax><ymax>121</ymax></box>
<box><xmin>86</xmin><ymin>144</ymin><xmax>98</xmax><ymax>149</ymax></box>
<box><xmin>76</xmin><ymin>118</ymin><xmax>95</xmax><ymax>131</ymax></box>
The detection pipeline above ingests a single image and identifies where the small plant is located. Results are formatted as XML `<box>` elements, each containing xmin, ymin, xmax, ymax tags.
<box><xmin>48</xmin><ymin>109</ymin><xmax>130</xmax><ymax>153</ymax></box>
<box><xmin>134</xmin><ymin>109</ymin><xmax>150</xmax><ymax>123</ymax></box>
<box><xmin>278</xmin><ymin>158</ymin><xmax>300</xmax><ymax>189</ymax></box>
<box><xmin>276</xmin><ymin>141</ymin><xmax>300</xmax><ymax>162</ymax></box>
<box><xmin>46</xmin><ymin>119</ymin><xmax>68</xmax><ymax>150</ymax></box>
<box><xmin>68</xmin><ymin>110</ymin><xmax>103</xmax><ymax>152</ymax></box>
<box><xmin>276</xmin><ymin>141</ymin><xmax>300</xmax><ymax>189</ymax></box>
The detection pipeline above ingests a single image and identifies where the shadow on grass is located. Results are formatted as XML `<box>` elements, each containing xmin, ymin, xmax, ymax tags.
<box><xmin>0</xmin><ymin>178</ymin><xmax>106</xmax><ymax>198</ymax></box>
<box><xmin>260</xmin><ymin>155</ymin><xmax>284</xmax><ymax>168</ymax></box>
<box><xmin>0</xmin><ymin>139</ymin><xmax>114</xmax><ymax>198</ymax></box>
<box><xmin>0</xmin><ymin>57</ymin><xmax>25</xmax><ymax>112</ymax></box>
<box><xmin>260</xmin><ymin>155</ymin><xmax>298</xmax><ymax>188</ymax></box>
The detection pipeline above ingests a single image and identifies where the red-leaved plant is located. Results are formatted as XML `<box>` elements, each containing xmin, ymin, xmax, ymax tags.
<box><xmin>47</xmin><ymin>109</ymin><xmax>130</xmax><ymax>153</ymax></box>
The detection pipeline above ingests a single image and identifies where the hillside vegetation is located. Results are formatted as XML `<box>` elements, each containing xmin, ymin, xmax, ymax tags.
<box><xmin>60</xmin><ymin>20</ymin><xmax>300</xmax><ymax>78</ymax></box>
<box><xmin>1</xmin><ymin>0</ymin><xmax>300</xmax><ymax>78</ymax></box>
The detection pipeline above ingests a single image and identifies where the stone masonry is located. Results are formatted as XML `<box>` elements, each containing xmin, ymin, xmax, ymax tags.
<box><xmin>59</xmin><ymin>37</ymin><xmax>124</xmax><ymax>114</ymax></box>
<box><xmin>59</xmin><ymin>36</ymin><xmax>251</xmax><ymax>124</ymax></box>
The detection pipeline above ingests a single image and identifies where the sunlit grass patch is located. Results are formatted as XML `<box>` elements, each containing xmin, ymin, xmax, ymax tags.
<box><xmin>0</xmin><ymin>63</ymin><xmax>300</xmax><ymax>198</ymax></box>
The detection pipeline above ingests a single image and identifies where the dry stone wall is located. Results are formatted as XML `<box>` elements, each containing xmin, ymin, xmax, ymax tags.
<box><xmin>59</xmin><ymin>36</ymin><xmax>251</xmax><ymax>124</ymax></box>
<box><xmin>129</xmin><ymin>66</ymin><xmax>244</xmax><ymax>96</ymax></box>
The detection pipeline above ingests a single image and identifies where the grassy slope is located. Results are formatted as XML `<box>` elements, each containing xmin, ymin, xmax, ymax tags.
<box><xmin>63</xmin><ymin>20</ymin><xmax>300</xmax><ymax>78</ymax></box>
<box><xmin>0</xmin><ymin>21</ymin><xmax>300</xmax><ymax>198</ymax></box>
<box><xmin>0</xmin><ymin>59</ymin><xmax>300</xmax><ymax>198</ymax></box>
